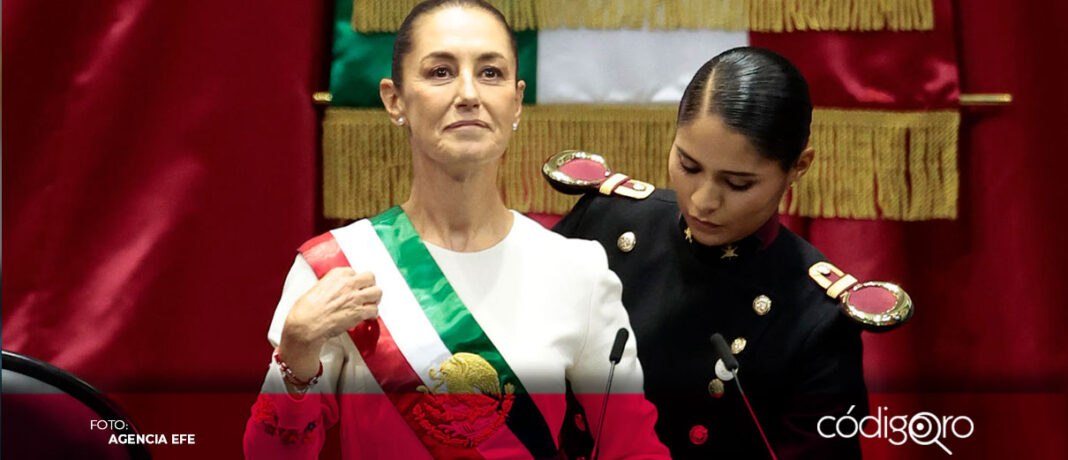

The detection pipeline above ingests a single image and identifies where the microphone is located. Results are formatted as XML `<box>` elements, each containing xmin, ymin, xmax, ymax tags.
<box><xmin>592</xmin><ymin>328</ymin><xmax>629</xmax><ymax>460</ymax></box>
<box><xmin>710</xmin><ymin>333</ymin><xmax>738</xmax><ymax>380</ymax></box>
<box><xmin>710</xmin><ymin>333</ymin><xmax>778</xmax><ymax>460</ymax></box>
<box><xmin>608</xmin><ymin>328</ymin><xmax>629</xmax><ymax>363</ymax></box>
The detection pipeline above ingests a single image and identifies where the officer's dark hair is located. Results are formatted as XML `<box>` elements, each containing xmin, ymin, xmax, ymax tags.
<box><xmin>392</xmin><ymin>0</ymin><xmax>518</xmax><ymax>90</ymax></box>
<box><xmin>677</xmin><ymin>47</ymin><xmax>812</xmax><ymax>171</ymax></box>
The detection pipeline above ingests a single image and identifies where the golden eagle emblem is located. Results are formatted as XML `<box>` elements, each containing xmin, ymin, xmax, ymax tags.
<box><xmin>413</xmin><ymin>352</ymin><xmax>515</xmax><ymax>448</ymax></box>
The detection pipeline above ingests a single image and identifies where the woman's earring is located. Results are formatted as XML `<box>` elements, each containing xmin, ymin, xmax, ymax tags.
<box><xmin>396</xmin><ymin>117</ymin><xmax>405</xmax><ymax>126</ymax></box>
<box><xmin>512</xmin><ymin>121</ymin><xmax>519</xmax><ymax>132</ymax></box>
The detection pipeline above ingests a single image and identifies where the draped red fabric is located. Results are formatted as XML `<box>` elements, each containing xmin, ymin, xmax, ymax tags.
<box><xmin>4</xmin><ymin>1</ymin><xmax>1067</xmax><ymax>460</ymax></box>
<box><xmin>3</xmin><ymin>1</ymin><xmax>324</xmax><ymax>457</ymax></box>
<box><xmin>751</xmin><ymin>0</ymin><xmax>960</xmax><ymax>110</ymax></box>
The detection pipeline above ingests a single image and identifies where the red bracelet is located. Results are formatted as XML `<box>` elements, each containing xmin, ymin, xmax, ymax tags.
<box><xmin>274</xmin><ymin>352</ymin><xmax>323</xmax><ymax>391</ymax></box>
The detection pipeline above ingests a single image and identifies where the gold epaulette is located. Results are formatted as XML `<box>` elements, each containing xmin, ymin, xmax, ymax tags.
<box><xmin>808</xmin><ymin>261</ymin><xmax>914</xmax><ymax>332</ymax></box>
<box><xmin>542</xmin><ymin>150</ymin><xmax>654</xmax><ymax>200</ymax></box>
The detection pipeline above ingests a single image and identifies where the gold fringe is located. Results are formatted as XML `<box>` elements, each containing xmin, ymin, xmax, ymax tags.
<box><xmin>350</xmin><ymin>0</ymin><xmax>932</xmax><ymax>33</ymax></box>
<box><xmin>323</xmin><ymin>106</ymin><xmax>958</xmax><ymax>220</ymax></box>
<box><xmin>322</xmin><ymin>109</ymin><xmax>413</xmax><ymax>219</ymax></box>
<box><xmin>779</xmin><ymin>108</ymin><xmax>959</xmax><ymax>220</ymax></box>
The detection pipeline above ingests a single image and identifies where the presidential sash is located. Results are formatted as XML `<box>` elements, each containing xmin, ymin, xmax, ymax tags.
<box><xmin>298</xmin><ymin>206</ymin><xmax>558</xmax><ymax>459</ymax></box>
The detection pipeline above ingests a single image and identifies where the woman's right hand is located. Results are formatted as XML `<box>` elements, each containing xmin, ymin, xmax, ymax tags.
<box><xmin>277</xmin><ymin>267</ymin><xmax>381</xmax><ymax>384</ymax></box>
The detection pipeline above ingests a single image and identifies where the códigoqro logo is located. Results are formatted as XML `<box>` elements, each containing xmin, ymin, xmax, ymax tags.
<box><xmin>818</xmin><ymin>405</ymin><xmax>974</xmax><ymax>455</ymax></box>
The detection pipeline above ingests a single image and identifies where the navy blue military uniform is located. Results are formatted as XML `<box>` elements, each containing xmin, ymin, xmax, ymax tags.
<box><xmin>555</xmin><ymin>189</ymin><xmax>868</xmax><ymax>459</ymax></box>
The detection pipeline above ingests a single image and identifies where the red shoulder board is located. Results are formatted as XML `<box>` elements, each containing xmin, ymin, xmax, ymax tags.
<box><xmin>542</xmin><ymin>150</ymin><xmax>654</xmax><ymax>199</ymax></box>
<box><xmin>808</xmin><ymin>261</ymin><xmax>913</xmax><ymax>332</ymax></box>
<box><xmin>297</xmin><ymin>232</ymin><xmax>350</xmax><ymax>278</ymax></box>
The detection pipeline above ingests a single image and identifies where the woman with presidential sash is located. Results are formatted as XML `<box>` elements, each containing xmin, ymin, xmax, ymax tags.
<box><xmin>242</xmin><ymin>1</ymin><xmax>669</xmax><ymax>458</ymax></box>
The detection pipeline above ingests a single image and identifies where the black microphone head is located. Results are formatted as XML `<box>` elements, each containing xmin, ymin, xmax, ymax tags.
<box><xmin>608</xmin><ymin>328</ymin><xmax>629</xmax><ymax>363</ymax></box>
<box><xmin>710</xmin><ymin>333</ymin><xmax>739</xmax><ymax>372</ymax></box>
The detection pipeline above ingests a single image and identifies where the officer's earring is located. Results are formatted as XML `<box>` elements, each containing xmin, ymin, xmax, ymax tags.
<box><xmin>512</xmin><ymin>121</ymin><xmax>519</xmax><ymax>132</ymax></box>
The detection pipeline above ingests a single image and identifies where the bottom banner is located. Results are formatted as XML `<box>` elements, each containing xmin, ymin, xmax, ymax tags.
<box><xmin>2</xmin><ymin>392</ymin><xmax>1064</xmax><ymax>459</ymax></box>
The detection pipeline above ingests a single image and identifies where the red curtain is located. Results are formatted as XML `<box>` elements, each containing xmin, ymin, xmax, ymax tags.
<box><xmin>3</xmin><ymin>1</ymin><xmax>324</xmax><ymax>457</ymax></box>
<box><xmin>3</xmin><ymin>1</ymin><xmax>1066</xmax><ymax>459</ymax></box>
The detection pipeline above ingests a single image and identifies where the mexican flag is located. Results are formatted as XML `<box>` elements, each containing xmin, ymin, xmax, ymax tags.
<box><xmin>323</xmin><ymin>0</ymin><xmax>959</xmax><ymax>221</ymax></box>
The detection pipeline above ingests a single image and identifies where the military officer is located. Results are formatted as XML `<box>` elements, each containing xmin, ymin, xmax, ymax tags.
<box><xmin>549</xmin><ymin>47</ymin><xmax>911</xmax><ymax>459</ymax></box>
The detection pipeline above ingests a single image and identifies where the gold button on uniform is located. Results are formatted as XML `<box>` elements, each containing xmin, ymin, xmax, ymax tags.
<box><xmin>617</xmin><ymin>231</ymin><xmax>637</xmax><ymax>252</ymax></box>
<box><xmin>731</xmin><ymin>337</ymin><xmax>747</xmax><ymax>354</ymax></box>
<box><xmin>708</xmin><ymin>378</ymin><xmax>725</xmax><ymax>397</ymax></box>
<box><xmin>752</xmin><ymin>295</ymin><xmax>772</xmax><ymax>316</ymax></box>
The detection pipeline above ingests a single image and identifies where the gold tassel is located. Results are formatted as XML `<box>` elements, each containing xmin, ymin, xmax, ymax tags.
<box><xmin>350</xmin><ymin>0</ymin><xmax>932</xmax><ymax>33</ymax></box>
<box><xmin>323</xmin><ymin>106</ymin><xmax>958</xmax><ymax>220</ymax></box>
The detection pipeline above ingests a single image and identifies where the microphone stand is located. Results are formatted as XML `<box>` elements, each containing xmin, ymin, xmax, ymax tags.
<box><xmin>711</xmin><ymin>333</ymin><xmax>777</xmax><ymax>460</ymax></box>
<box><xmin>591</xmin><ymin>328</ymin><xmax>629</xmax><ymax>460</ymax></box>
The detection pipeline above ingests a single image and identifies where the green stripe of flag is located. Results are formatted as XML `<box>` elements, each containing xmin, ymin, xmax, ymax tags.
<box><xmin>369</xmin><ymin>206</ymin><xmax>557</xmax><ymax>457</ymax></box>
<box><xmin>369</xmin><ymin>206</ymin><xmax>520</xmax><ymax>388</ymax></box>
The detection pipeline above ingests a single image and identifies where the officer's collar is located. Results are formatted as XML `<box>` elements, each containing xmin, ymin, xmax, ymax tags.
<box><xmin>754</xmin><ymin>214</ymin><xmax>781</xmax><ymax>250</ymax></box>
<box><xmin>678</xmin><ymin>214</ymin><xmax>780</xmax><ymax>262</ymax></box>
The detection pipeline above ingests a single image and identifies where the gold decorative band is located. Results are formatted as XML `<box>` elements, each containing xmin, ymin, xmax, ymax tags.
<box><xmin>322</xmin><ymin>105</ymin><xmax>959</xmax><ymax>220</ymax></box>
<box><xmin>808</xmin><ymin>261</ymin><xmax>844</xmax><ymax>291</ymax></box>
<box><xmin>958</xmin><ymin>93</ymin><xmax>1013</xmax><ymax>106</ymax></box>
<box><xmin>827</xmin><ymin>275</ymin><xmax>860</xmax><ymax>299</ymax></box>
<box><xmin>598</xmin><ymin>173</ymin><xmax>630</xmax><ymax>196</ymax></box>
<box><xmin>351</xmin><ymin>0</ymin><xmax>935</xmax><ymax>33</ymax></box>
<box><xmin>313</xmin><ymin>91</ymin><xmax>333</xmax><ymax>105</ymax></box>
<box><xmin>613</xmin><ymin>179</ymin><xmax>656</xmax><ymax>200</ymax></box>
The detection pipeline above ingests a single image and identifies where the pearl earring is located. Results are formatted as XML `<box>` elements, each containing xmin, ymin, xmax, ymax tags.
<box><xmin>396</xmin><ymin>117</ymin><xmax>405</xmax><ymax>126</ymax></box>
<box><xmin>512</xmin><ymin>121</ymin><xmax>519</xmax><ymax>131</ymax></box>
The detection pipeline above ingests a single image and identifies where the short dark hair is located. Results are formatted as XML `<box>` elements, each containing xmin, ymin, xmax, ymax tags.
<box><xmin>391</xmin><ymin>0</ymin><xmax>518</xmax><ymax>90</ymax></box>
<box><xmin>677</xmin><ymin>47</ymin><xmax>812</xmax><ymax>170</ymax></box>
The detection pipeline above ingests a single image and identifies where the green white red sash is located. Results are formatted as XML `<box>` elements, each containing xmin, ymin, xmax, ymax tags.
<box><xmin>298</xmin><ymin>206</ymin><xmax>559</xmax><ymax>459</ymax></box>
